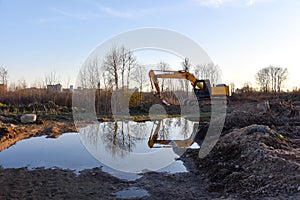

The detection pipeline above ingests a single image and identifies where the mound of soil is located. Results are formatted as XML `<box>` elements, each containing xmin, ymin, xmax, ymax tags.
<box><xmin>188</xmin><ymin>124</ymin><xmax>300</xmax><ymax>199</ymax></box>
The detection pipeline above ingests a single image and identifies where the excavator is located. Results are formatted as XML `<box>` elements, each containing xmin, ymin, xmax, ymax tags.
<box><xmin>148</xmin><ymin>69</ymin><xmax>230</xmax><ymax>106</ymax></box>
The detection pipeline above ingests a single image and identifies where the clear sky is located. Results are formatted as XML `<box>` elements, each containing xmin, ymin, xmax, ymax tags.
<box><xmin>1</xmin><ymin>0</ymin><xmax>299</xmax><ymax>90</ymax></box>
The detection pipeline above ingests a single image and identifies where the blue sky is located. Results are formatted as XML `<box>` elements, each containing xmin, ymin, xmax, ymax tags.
<box><xmin>1</xmin><ymin>0</ymin><xmax>300</xmax><ymax>90</ymax></box>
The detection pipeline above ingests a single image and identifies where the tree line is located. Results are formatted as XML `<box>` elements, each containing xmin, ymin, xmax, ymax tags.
<box><xmin>1</xmin><ymin>46</ymin><xmax>292</xmax><ymax>105</ymax></box>
<box><xmin>255</xmin><ymin>66</ymin><xmax>288</xmax><ymax>93</ymax></box>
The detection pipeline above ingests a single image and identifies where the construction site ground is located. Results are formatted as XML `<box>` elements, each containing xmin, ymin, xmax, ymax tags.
<box><xmin>0</xmin><ymin>98</ymin><xmax>299</xmax><ymax>199</ymax></box>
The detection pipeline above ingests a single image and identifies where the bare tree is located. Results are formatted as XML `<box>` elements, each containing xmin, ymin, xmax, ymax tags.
<box><xmin>102</xmin><ymin>71</ymin><xmax>113</xmax><ymax>91</ymax></box>
<box><xmin>276</xmin><ymin>67</ymin><xmax>288</xmax><ymax>92</ymax></box>
<box><xmin>133</xmin><ymin>64</ymin><xmax>148</xmax><ymax>92</ymax></box>
<box><xmin>89</xmin><ymin>58</ymin><xmax>101</xmax><ymax>89</ymax></box>
<box><xmin>256</xmin><ymin>67</ymin><xmax>270</xmax><ymax>92</ymax></box>
<box><xmin>196</xmin><ymin>63</ymin><xmax>221</xmax><ymax>86</ymax></box>
<box><xmin>120</xmin><ymin>46</ymin><xmax>127</xmax><ymax>91</ymax></box>
<box><xmin>45</xmin><ymin>71</ymin><xmax>59</xmax><ymax>85</ymax></box>
<box><xmin>78</xmin><ymin>67</ymin><xmax>88</xmax><ymax>89</ymax></box>
<box><xmin>158</xmin><ymin>61</ymin><xmax>169</xmax><ymax>92</ymax></box>
<box><xmin>269</xmin><ymin>66</ymin><xmax>276</xmax><ymax>92</ymax></box>
<box><xmin>126</xmin><ymin>49</ymin><xmax>136</xmax><ymax>90</ymax></box>
<box><xmin>181</xmin><ymin>58</ymin><xmax>191</xmax><ymax>96</ymax></box>
<box><xmin>119</xmin><ymin>46</ymin><xmax>137</xmax><ymax>91</ymax></box>
<box><xmin>103</xmin><ymin>46</ymin><xmax>121</xmax><ymax>90</ymax></box>
<box><xmin>0</xmin><ymin>66</ymin><xmax>8</xmax><ymax>85</ymax></box>
<box><xmin>79</xmin><ymin>58</ymin><xmax>101</xmax><ymax>89</ymax></box>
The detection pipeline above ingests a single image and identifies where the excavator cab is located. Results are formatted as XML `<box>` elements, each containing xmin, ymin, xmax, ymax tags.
<box><xmin>193</xmin><ymin>80</ymin><xmax>211</xmax><ymax>99</ymax></box>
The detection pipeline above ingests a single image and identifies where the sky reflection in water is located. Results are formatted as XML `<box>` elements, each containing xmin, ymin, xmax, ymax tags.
<box><xmin>0</xmin><ymin>117</ymin><xmax>199</xmax><ymax>179</ymax></box>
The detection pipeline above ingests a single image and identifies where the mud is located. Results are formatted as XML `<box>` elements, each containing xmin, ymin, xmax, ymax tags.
<box><xmin>0</xmin><ymin>119</ymin><xmax>76</xmax><ymax>151</ymax></box>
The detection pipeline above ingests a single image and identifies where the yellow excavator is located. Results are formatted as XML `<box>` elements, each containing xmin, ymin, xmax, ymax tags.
<box><xmin>148</xmin><ymin>69</ymin><xmax>230</xmax><ymax>105</ymax></box>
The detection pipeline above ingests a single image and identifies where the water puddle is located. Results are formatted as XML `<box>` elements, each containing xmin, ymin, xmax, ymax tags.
<box><xmin>79</xmin><ymin>117</ymin><xmax>201</xmax><ymax>173</ymax></box>
<box><xmin>0</xmin><ymin>117</ymin><xmax>202</xmax><ymax>180</ymax></box>
<box><xmin>113</xmin><ymin>187</ymin><xmax>149</xmax><ymax>199</ymax></box>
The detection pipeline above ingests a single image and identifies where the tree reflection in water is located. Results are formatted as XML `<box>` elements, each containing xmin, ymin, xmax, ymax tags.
<box><xmin>79</xmin><ymin>117</ymin><xmax>203</xmax><ymax>173</ymax></box>
<box><xmin>101</xmin><ymin>121</ymin><xmax>142</xmax><ymax>158</ymax></box>
<box><xmin>81</xmin><ymin>120</ymin><xmax>149</xmax><ymax>158</ymax></box>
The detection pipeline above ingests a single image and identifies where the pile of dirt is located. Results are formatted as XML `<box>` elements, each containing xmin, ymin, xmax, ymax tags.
<box><xmin>188</xmin><ymin>124</ymin><xmax>300</xmax><ymax>199</ymax></box>
<box><xmin>223</xmin><ymin>111</ymin><xmax>286</xmax><ymax>134</ymax></box>
<box><xmin>223</xmin><ymin>100</ymin><xmax>300</xmax><ymax>134</ymax></box>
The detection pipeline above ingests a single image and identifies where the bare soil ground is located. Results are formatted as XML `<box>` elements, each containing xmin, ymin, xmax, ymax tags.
<box><xmin>0</xmin><ymin>100</ymin><xmax>300</xmax><ymax>199</ymax></box>
<box><xmin>0</xmin><ymin>115</ymin><xmax>76</xmax><ymax>151</ymax></box>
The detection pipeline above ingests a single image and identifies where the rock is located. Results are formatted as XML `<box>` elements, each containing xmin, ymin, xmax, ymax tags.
<box><xmin>20</xmin><ymin>114</ymin><xmax>37</xmax><ymax>123</ymax></box>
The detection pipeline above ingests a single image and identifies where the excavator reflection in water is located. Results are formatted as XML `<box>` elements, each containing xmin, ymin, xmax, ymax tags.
<box><xmin>147</xmin><ymin>120</ymin><xmax>208</xmax><ymax>155</ymax></box>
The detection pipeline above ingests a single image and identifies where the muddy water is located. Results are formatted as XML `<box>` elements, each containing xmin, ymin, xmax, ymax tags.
<box><xmin>0</xmin><ymin>117</ymin><xmax>201</xmax><ymax>179</ymax></box>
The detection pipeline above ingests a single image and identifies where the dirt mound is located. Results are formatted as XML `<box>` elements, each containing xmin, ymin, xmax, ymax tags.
<box><xmin>223</xmin><ymin>100</ymin><xmax>300</xmax><ymax>135</ymax></box>
<box><xmin>223</xmin><ymin>111</ymin><xmax>286</xmax><ymax>135</ymax></box>
<box><xmin>191</xmin><ymin>124</ymin><xmax>300</xmax><ymax>198</ymax></box>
